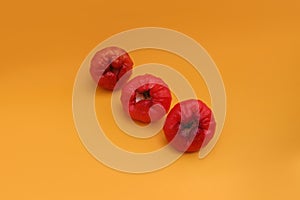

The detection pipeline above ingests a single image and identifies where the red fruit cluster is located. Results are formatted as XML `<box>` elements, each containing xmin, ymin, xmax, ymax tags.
<box><xmin>89</xmin><ymin>46</ymin><xmax>216</xmax><ymax>153</ymax></box>
<box><xmin>163</xmin><ymin>99</ymin><xmax>216</xmax><ymax>152</ymax></box>
<box><xmin>90</xmin><ymin>46</ymin><xmax>133</xmax><ymax>90</ymax></box>
<box><xmin>121</xmin><ymin>74</ymin><xmax>172</xmax><ymax>123</ymax></box>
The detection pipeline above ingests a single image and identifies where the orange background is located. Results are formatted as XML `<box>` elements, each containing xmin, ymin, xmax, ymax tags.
<box><xmin>1</xmin><ymin>0</ymin><xmax>300</xmax><ymax>199</ymax></box>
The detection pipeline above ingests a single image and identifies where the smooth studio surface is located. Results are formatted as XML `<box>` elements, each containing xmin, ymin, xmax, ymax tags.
<box><xmin>1</xmin><ymin>0</ymin><xmax>299</xmax><ymax>199</ymax></box>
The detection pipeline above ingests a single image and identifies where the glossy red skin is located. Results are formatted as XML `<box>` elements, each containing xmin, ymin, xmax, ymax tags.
<box><xmin>90</xmin><ymin>46</ymin><xmax>133</xmax><ymax>90</ymax></box>
<box><xmin>163</xmin><ymin>99</ymin><xmax>216</xmax><ymax>152</ymax></box>
<box><xmin>121</xmin><ymin>74</ymin><xmax>172</xmax><ymax>123</ymax></box>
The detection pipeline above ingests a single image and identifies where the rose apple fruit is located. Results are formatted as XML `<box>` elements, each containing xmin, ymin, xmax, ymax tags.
<box><xmin>163</xmin><ymin>99</ymin><xmax>216</xmax><ymax>152</ymax></box>
<box><xmin>121</xmin><ymin>74</ymin><xmax>172</xmax><ymax>123</ymax></box>
<box><xmin>90</xmin><ymin>46</ymin><xmax>133</xmax><ymax>90</ymax></box>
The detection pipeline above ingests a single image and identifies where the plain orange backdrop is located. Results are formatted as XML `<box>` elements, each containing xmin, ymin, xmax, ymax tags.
<box><xmin>1</xmin><ymin>0</ymin><xmax>300</xmax><ymax>199</ymax></box>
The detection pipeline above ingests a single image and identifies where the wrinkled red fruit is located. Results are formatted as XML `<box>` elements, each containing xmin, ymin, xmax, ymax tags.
<box><xmin>90</xmin><ymin>46</ymin><xmax>133</xmax><ymax>90</ymax></box>
<box><xmin>163</xmin><ymin>99</ymin><xmax>216</xmax><ymax>152</ymax></box>
<box><xmin>121</xmin><ymin>74</ymin><xmax>172</xmax><ymax>123</ymax></box>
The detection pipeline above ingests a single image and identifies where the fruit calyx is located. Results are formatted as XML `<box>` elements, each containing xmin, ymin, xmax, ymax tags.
<box><xmin>179</xmin><ymin>119</ymin><xmax>199</xmax><ymax>138</ymax></box>
<box><xmin>135</xmin><ymin>89</ymin><xmax>151</xmax><ymax>103</ymax></box>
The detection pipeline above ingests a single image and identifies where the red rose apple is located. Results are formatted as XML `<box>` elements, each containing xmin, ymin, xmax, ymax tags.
<box><xmin>90</xmin><ymin>46</ymin><xmax>133</xmax><ymax>90</ymax></box>
<box><xmin>163</xmin><ymin>99</ymin><xmax>216</xmax><ymax>152</ymax></box>
<box><xmin>121</xmin><ymin>74</ymin><xmax>172</xmax><ymax>123</ymax></box>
